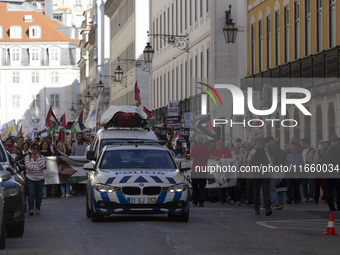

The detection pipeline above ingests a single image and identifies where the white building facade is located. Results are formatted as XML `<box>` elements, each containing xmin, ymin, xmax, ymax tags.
<box><xmin>149</xmin><ymin>0</ymin><xmax>247</xmax><ymax>141</ymax></box>
<box><xmin>0</xmin><ymin>1</ymin><xmax>80</xmax><ymax>126</ymax></box>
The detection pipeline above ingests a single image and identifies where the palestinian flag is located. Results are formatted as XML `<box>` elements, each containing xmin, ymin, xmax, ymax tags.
<box><xmin>192</xmin><ymin>115</ymin><xmax>219</xmax><ymax>143</ymax></box>
<box><xmin>71</xmin><ymin>106</ymin><xmax>86</xmax><ymax>134</ymax></box>
<box><xmin>143</xmin><ymin>106</ymin><xmax>152</xmax><ymax>119</ymax></box>
<box><xmin>45</xmin><ymin>106</ymin><xmax>59</xmax><ymax>135</ymax></box>
<box><xmin>134</xmin><ymin>81</ymin><xmax>141</xmax><ymax>107</ymax></box>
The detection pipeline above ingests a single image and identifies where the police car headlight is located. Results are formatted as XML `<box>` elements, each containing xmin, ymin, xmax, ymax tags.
<box><xmin>3</xmin><ymin>187</ymin><xmax>20</xmax><ymax>197</ymax></box>
<box><xmin>164</xmin><ymin>184</ymin><xmax>187</xmax><ymax>193</ymax></box>
<box><xmin>94</xmin><ymin>184</ymin><xmax>120</xmax><ymax>193</ymax></box>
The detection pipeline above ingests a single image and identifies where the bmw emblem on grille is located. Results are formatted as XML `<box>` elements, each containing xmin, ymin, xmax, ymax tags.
<box><xmin>139</xmin><ymin>183</ymin><xmax>144</xmax><ymax>187</ymax></box>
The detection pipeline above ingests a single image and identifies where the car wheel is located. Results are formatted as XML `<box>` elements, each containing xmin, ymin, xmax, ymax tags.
<box><xmin>91</xmin><ymin>196</ymin><xmax>104</xmax><ymax>222</ymax></box>
<box><xmin>6</xmin><ymin>219</ymin><xmax>25</xmax><ymax>238</ymax></box>
<box><xmin>0</xmin><ymin>212</ymin><xmax>6</xmax><ymax>249</ymax></box>
<box><xmin>86</xmin><ymin>192</ymin><xmax>91</xmax><ymax>218</ymax></box>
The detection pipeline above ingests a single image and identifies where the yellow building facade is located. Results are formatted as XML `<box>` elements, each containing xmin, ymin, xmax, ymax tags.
<box><xmin>248</xmin><ymin>0</ymin><xmax>339</xmax><ymax>75</ymax></box>
<box><xmin>243</xmin><ymin>0</ymin><xmax>340</xmax><ymax>147</ymax></box>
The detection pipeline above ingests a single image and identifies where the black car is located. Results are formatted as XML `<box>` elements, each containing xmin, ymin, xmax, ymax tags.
<box><xmin>0</xmin><ymin>141</ymin><xmax>25</xmax><ymax>238</ymax></box>
<box><xmin>0</xmin><ymin>170</ymin><xmax>12</xmax><ymax>249</ymax></box>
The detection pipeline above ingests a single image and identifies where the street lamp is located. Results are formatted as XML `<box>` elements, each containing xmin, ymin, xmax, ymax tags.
<box><xmin>222</xmin><ymin>5</ymin><xmax>238</xmax><ymax>44</ymax></box>
<box><xmin>69</xmin><ymin>105</ymin><xmax>75</xmax><ymax>115</ymax></box>
<box><xmin>97</xmin><ymin>80</ymin><xmax>104</xmax><ymax>94</ymax></box>
<box><xmin>143</xmin><ymin>42</ymin><xmax>154</xmax><ymax>63</ymax></box>
<box><xmin>77</xmin><ymin>99</ymin><xmax>83</xmax><ymax>109</ymax></box>
<box><xmin>86</xmin><ymin>91</ymin><xmax>91</xmax><ymax>103</ymax></box>
<box><xmin>114</xmin><ymin>65</ymin><xmax>123</xmax><ymax>82</ymax></box>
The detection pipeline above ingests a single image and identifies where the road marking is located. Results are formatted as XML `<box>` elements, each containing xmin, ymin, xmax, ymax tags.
<box><xmin>256</xmin><ymin>220</ymin><xmax>340</xmax><ymax>231</ymax></box>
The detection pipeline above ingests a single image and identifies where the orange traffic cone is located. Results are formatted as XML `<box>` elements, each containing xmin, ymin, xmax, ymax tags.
<box><xmin>324</xmin><ymin>214</ymin><xmax>337</xmax><ymax>235</ymax></box>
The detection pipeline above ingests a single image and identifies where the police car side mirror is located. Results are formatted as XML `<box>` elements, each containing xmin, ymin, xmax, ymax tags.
<box><xmin>0</xmin><ymin>171</ymin><xmax>12</xmax><ymax>183</ymax></box>
<box><xmin>83</xmin><ymin>162</ymin><xmax>95</xmax><ymax>171</ymax></box>
<box><xmin>86</xmin><ymin>151</ymin><xmax>96</xmax><ymax>161</ymax></box>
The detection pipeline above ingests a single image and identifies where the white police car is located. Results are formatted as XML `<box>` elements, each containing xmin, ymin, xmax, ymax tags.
<box><xmin>84</xmin><ymin>141</ymin><xmax>190</xmax><ymax>222</ymax></box>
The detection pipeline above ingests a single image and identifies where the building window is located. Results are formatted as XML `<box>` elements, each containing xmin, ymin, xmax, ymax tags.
<box><xmin>10</xmin><ymin>26</ymin><xmax>22</xmax><ymax>39</ymax></box>
<box><xmin>176</xmin><ymin>0</ymin><xmax>178</xmax><ymax>35</ymax></box>
<box><xmin>200</xmin><ymin>0</ymin><xmax>203</xmax><ymax>17</ymax></box>
<box><xmin>32</xmin><ymin>71</ymin><xmax>39</xmax><ymax>83</ymax></box>
<box><xmin>168</xmin><ymin>71</ymin><xmax>170</xmax><ymax>102</ymax></box>
<box><xmin>153</xmin><ymin>79</ymin><xmax>155</xmax><ymax>108</ymax></box>
<box><xmin>164</xmin><ymin>74</ymin><xmax>166</xmax><ymax>106</ymax></box>
<box><xmin>275</xmin><ymin>11</ymin><xmax>280</xmax><ymax>66</ymax></box>
<box><xmin>294</xmin><ymin>2</ymin><xmax>300</xmax><ymax>60</ymax></box>
<box><xmin>159</xmin><ymin>16</ymin><xmax>162</xmax><ymax>50</ymax></box>
<box><xmin>11</xmin><ymin>48</ymin><xmax>20</xmax><ymax>64</ymax></box>
<box><xmin>180</xmin><ymin>0</ymin><xmax>183</xmax><ymax>33</ymax></box>
<box><xmin>30</xmin><ymin>48</ymin><xmax>40</xmax><ymax>63</ymax></box>
<box><xmin>206</xmin><ymin>48</ymin><xmax>209</xmax><ymax>78</ymax></box>
<box><xmin>316</xmin><ymin>105</ymin><xmax>322</xmax><ymax>142</ymax></box>
<box><xmin>328</xmin><ymin>102</ymin><xmax>335</xmax><ymax>140</ymax></box>
<box><xmin>50</xmin><ymin>94</ymin><xmax>59</xmax><ymax>108</ymax></box>
<box><xmin>185</xmin><ymin>0</ymin><xmax>187</xmax><ymax>29</ymax></box>
<box><xmin>32</xmin><ymin>94</ymin><xmax>40</xmax><ymax>108</ymax></box>
<box><xmin>316</xmin><ymin>0</ymin><xmax>323</xmax><ymax>52</ymax></box>
<box><xmin>172</xmin><ymin>4</ymin><xmax>174</xmax><ymax>35</ymax></box>
<box><xmin>329</xmin><ymin>0</ymin><xmax>336</xmax><ymax>48</ymax></box>
<box><xmin>12</xmin><ymin>71</ymin><xmax>20</xmax><ymax>83</ymax></box>
<box><xmin>251</xmin><ymin>24</ymin><xmax>255</xmax><ymax>74</ymax></box>
<box><xmin>185</xmin><ymin>61</ymin><xmax>188</xmax><ymax>98</ymax></box>
<box><xmin>190</xmin><ymin>0</ymin><xmax>192</xmax><ymax>26</ymax></box>
<box><xmin>12</xmin><ymin>95</ymin><xmax>20</xmax><ymax>108</ymax></box>
<box><xmin>284</xmin><ymin>6</ymin><xmax>289</xmax><ymax>63</ymax></box>
<box><xmin>305</xmin><ymin>0</ymin><xmax>311</xmax><ymax>56</ymax></box>
<box><xmin>172</xmin><ymin>69</ymin><xmax>174</xmax><ymax>100</ymax></box>
<box><xmin>49</xmin><ymin>48</ymin><xmax>59</xmax><ymax>63</ymax></box>
<box><xmin>51</xmin><ymin>71</ymin><xmax>59</xmax><ymax>83</ymax></box>
<box><xmin>206</xmin><ymin>0</ymin><xmax>208</xmax><ymax>12</ymax></box>
<box><xmin>164</xmin><ymin>11</ymin><xmax>166</xmax><ymax>46</ymax></box>
<box><xmin>266</xmin><ymin>16</ymin><xmax>271</xmax><ymax>69</ymax></box>
<box><xmin>29</xmin><ymin>26</ymin><xmax>41</xmax><ymax>39</ymax></box>
<box><xmin>195</xmin><ymin>0</ymin><xmax>197</xmax><ymax>22</ymax></box>
<box><xmin>156</xmin><ymin>18</ymin><xmax>158</xmax><ymax>51</ymax></box>
<box><xmin>0</xmin><ymin>26</ymin><xmax>3</xmax><ymax>39</ymax></box>
<box><xmin>258</xmin><ymin>20</ymin><xmax>263</xmax><ymax>72</ymax></box>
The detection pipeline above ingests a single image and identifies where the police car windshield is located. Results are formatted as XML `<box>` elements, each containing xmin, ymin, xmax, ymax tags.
<box><xmin>99</xmin><ymin>150</ymin><xmax>177</xmax><ymax>170</ymax></box>
<box><xmin>99</xmin><ymin>139</ymin><xmax>155</xmax><ymax>151</ymax></box>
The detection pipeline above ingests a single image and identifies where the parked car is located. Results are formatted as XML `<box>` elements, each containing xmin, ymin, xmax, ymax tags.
<box><xmin>0</xmin><ymin>141</ymin><xmax>25</xmax><ymax>237</ymax></box>
<box><xmin>84</xmin><ymin>141</ymin><xmax>190</xmax><ymax>222</ymax></box>
<box><xmin>0</xmin><ymin>170</ymin><xmax>12</xmax><ymax>249</ymax></box>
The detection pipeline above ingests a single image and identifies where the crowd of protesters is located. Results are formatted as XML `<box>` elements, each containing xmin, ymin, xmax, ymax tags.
<box><xmin>171</xmin><ymin>132</ymin><xmax>340</xmax><ymax>215</ymax></box>
<box><xmin>2</xmin><ymin>132</ymin><xmax>94</xmax><ymax>216</ymax></box>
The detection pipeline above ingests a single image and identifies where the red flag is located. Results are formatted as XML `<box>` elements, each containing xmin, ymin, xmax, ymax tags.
<box><xmin>18</xmin><ymin>125</ymin><xmax>23</xmax><ymax>137</ymax></box>
<box><xmin>134</xmin><ymin>82</ymin><xmax>141</xmax><ymax>106</ymax></box>
<box><xmin>143</xmin><ymin>106</ymin><xmax>153</xmax><ymax>119</ymax></box>
<box><xmin>59</xmin><ymin>128</ymin><xmax>65</xmax><ymax>142</ymax></box>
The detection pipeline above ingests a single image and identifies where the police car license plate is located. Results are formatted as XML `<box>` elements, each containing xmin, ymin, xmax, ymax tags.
<box><xmin>129</xmin><ymin>197</ymin><xmax>157</xmax><ymax>204</ymax></box>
